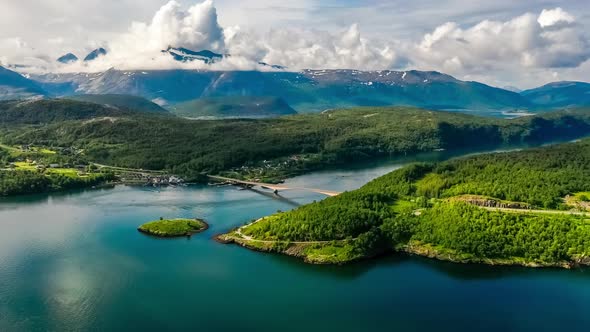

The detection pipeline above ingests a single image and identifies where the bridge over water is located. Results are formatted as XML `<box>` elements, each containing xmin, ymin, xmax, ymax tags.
<box><xmin>208</xmin><ymin>175</ymin><xmax>342</xmax><ymax>197</ymax></box>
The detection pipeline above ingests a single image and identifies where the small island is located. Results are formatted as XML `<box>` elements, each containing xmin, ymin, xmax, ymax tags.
<box><xmin>138</xmin><ymin>218</ymin><xmax>208</xmax><ymax>237</ymax></box>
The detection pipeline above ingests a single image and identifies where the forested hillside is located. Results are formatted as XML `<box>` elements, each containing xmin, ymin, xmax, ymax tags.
<box><xmin>0</xmin><ymin>99</ymin><xmax>137</xmax><ymax>124</ymax></box>
<box><xmin>227</xmin><ymin>140</ymin><xmax>590</xmax><ymax>266</ymax></box>
<box><xmin>170</xmin><ymin>96</ymin><xmax>296</xmax><ymax>118</ymax></box>
<box><xmin>0</xmin><ymin>170</ymin><xmax>113</xmax><ymax>196</ymax></box>
<box><xmin>65</xmin><ymin>94</ymin><xmax>169</xmax><ymax>114</ymax></box>
<box><xmin>1</xmin><ymin>103</ymin><xmax>589</xmax><ymax>181</ymax></box>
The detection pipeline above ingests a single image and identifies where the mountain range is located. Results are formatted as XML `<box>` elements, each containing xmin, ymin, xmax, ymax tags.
<box><xmin>57</xmin><ymin>53</ymin><xmax>78</xmax><ymax>64</ymax></box>
<box><xmin>83</xmin><ymin>48</ymin><xmax>108</xmax><ymax>62</ymax></box>
<box><xmin>55</xmin><ymin>48</ymin><xmax>108</xmax><ymax>64</ymax></box>
<box><xmin>2</xmin><ymin>47</ymin><xmax>590</xmax><ymax>117</ymax></box>
<box><xmin>27</xmin><ymin>67</ymin><xmax>586</xmax><ymax>113</ymax></box>
<box><xmin>163</xmin><ymin>47</ymin><xmax>223</xmax><ymax>64</ymax></box>
<box><xmin>0</xmin><ymin>66</ymin><xmax>45</xmax><ymax>100</ymax></box>
<box><xmin>521</xmin><ymin>81</ymin><xmax>590</xmax><ymax>108</ymax></box>
<box><xmin>64</xmin><ymin>94</ymin><xmax>168</xmax><ymax>114</ymax></box>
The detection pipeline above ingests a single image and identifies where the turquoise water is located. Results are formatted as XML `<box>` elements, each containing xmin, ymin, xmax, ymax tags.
<box><xmin>1</xmin><ymin>156</ymin><xmax>589</xmax><ymax>331</ymax></box>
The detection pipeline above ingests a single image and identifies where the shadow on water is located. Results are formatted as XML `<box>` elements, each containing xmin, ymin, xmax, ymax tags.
<box><xmin>0</xmin><ymin>186</ymin><xmax>117</xmax><ymax>208</ymax></box>
<box><xmin>246</xmin><ymin>188</ymin><xmax>301</xmax><ymax>207</ymax></box>
<box><xmin>258</xmin><ymin>249</ymin><xmax>590</xmax><ymax>282</ymax></box>
<box><xmin>410</xmin><ymin>254</ymin><xmax>590</xmax><ymax>281</ymax></box>
<box><xmin>255</xmin><ymin>249</ymin><xmax>415</xmax><ymax>281</ymax></box>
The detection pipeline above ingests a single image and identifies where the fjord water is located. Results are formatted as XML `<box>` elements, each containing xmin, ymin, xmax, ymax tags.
<box><xmin>1</xmin><ymin>153</ymin><xmax>589</xmax><ymax>331</ymax></box>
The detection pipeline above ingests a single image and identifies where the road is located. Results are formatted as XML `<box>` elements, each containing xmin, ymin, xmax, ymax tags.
<box><xmin>480</xmin><ymin>206</ymin><xmax>589</xmax><ymax>217</ymax></box>
<box><xmin>208</xmin><ymin>175</ymin><xmax>342</xmax><ymax>197</ymax></box>
<box><xmin>92</xmin><ymin>163</ymin><xmax>167</xmax><ymax>174</ymax></box>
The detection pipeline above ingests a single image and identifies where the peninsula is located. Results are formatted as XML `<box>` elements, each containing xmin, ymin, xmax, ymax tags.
<box><xmin>219</xmin><ymin>139</ymin><xmax>590</xmax><ymax>268</ymax></box>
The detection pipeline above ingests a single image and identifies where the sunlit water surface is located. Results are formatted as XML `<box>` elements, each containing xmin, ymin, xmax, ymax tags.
<box><xmin>1</xmin><ymin>150</ymin><xmax>589</xmax><ymax>331</ymax></box>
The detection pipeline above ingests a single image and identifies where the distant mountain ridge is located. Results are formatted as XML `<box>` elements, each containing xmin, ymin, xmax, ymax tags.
<box><xmin>521</xmin><ymin>81</ymin><xmax>590</xmax><ymax>108</ymax></box>
<box><xmin>163</xmin><ymin>47</ymin><xmax>223</xmax><ymax>64</ymax></box>
<box><xmin>57</xmin><ymin>53</ymin><xmax>78</xmax><ymax>64</ymax></box>
<box><xmin>30</xmin><ymin>68</ymin><xmax>532</xmax><ymax>112</ymax></box>
<box><xmin>0</xmin><ymin>99</ymin><xmax>134</xmax><ymax>124</ymax></box>
<box><xmin>64</xmin><ymin>94</ymin><xmax>169</xmax><ymax>114</ymax></box>
<box><xmin>0</xmin><ymin>66</ymin><xmax>46</xmax><ymax>100</ymax></box>
<box><xmin>55</xmin><ymin>48</ymin><xmax>108</xmax><ymax>65</ymax></box>
<box><xmin>83</xmin><ymin>48</ymin><xmax>108</xmax><ymax>62</ymax></box>
<box><xmin>2</xmin><ymin>60</ymin><xmax>589</xmax><ymax>114</ymax></box>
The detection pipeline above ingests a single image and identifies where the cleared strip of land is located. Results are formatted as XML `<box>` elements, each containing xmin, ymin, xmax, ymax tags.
<box><xmin>479</xmin><ymin>206</ymin><xmax>589</xmax><ymax>217</ymax></box>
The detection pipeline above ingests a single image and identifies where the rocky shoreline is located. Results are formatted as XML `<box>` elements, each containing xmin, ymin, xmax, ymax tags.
<box><xmin>216</xmin><ymin>232</ymin><xmax>590</xmax><ymax>269</ymax></box>
<box><xmin>214</xmin><ymin>233</ymin><xmax>342</xmax><ymax>264</ymax></box>
<box><xmin>401</xmin><ymin>242</ymin><xmax>590</xmax><ymax>269</ymax></box>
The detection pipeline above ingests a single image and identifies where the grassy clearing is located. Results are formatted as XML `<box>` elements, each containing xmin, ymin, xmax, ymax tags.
<box><xmin>38</xmin><ymin>148</ymin><xmax>57</xmax><ymax>154</ymax></box>
<box><xmin>0</xmin><ymin>144</ymin><xmax>22</xmax><ymax>156</ymax></box>
<box><xmin>46</xmin><ymin>168</ymin><xmax>80</xmax><ymax>177</ymax></box>
<box><xmin>11</xmin><ymin>163</ymin><xmax>83</xmax><ymax>177</ymax></box>
<box><xmin>574</xmin><ymin>192</ymin><xmax>590</xmax><ymax>201</ymax></box>
<box><xmin>566</xmin><ymin>192</ymin><xmax>590</xmax><ymax>212</ymax></box>
<box><xmin>302</xmin><ymin>242</ymin><xmax>361</xmax><ymax>264</ymax></box>
<box><xmin>1</xmin><ymin>144</ymin><xmax>56</xmax><ymax>156</ymax></box>
<box><xmin>13</xmin><ymin>162</ymin><xmax>37</xmax><ymax>171</ymax></box>
<box><xmin>391</xmin><ymin>200</ymin><xmax>419</xmax><ymax>214</ymax></box>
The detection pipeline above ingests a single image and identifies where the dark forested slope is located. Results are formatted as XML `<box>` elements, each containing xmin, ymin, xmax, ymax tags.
<box><xmin>0</xmin><ymin>99</ymin><xmax>139</xmax><ymax>124</ymax></box>
<box><xmin>65</xmin><ymin>94</ymin><xmax>169</xmax><ymax>114</ymax></box>
<box><xmin>170</xmin><ymin>96</ymin><xmax>296</xmax><ymax>118</ymax></box>
<box><xmin>1</xmin><ymin>104</ymin><xmax>590</xmax><ymax>180</ymax></box>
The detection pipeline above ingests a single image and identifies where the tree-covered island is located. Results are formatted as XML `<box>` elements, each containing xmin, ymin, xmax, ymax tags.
<box><xmin>138</xmin><ymin>218</ymin><xmax>209</xmax><ymax>237</ymax></box>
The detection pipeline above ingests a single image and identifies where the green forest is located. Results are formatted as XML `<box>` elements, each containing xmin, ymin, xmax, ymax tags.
<box><xmin>1</xmin><ymin>99</ymin><xmax>590</xmax><ymax>183</ymax></box>
<box><xmin>0</xmin><ymin>170</ymin><xmax>114</xmax><ymax>196</ymax></box>
<box><xmin>2</xmin><ymin>98</ymin><xmax>590</xmax><ymax>265</ymax></box>
<box><xmin>0</xmin><ymin>133</ymin><xmax>115</xmax><ymax>196</ymax></box>
<box><xmin>236</xmin><ymin>139</ymin><xmax>590</xmax><ymax>266</ymax></box>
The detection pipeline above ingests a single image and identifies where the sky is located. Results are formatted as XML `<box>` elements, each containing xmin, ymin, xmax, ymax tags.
<box><xmin>0</xmin><ymin>0</ymin><xmax>589</xmax><ymax>88</ymax></box>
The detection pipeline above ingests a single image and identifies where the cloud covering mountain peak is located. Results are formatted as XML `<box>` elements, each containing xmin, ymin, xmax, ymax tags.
<box><xmin>32</xmin><ymin>0</ymin><xmax>400</xmax><ymax>73</ymax></box>
<box><xmin>123</xmin><ymin>0</ymin><xmax>225</xmax><ymax>54</ymax></box>
<box><xmin>1</xmin><ymin>1</ymin><xmax>590</xmax><ymax>88</ymax></box>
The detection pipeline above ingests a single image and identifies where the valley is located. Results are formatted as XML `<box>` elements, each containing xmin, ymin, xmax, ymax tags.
<box><xmin>3</xmin><ymin>64</ymin><xmax>590</xmax><ymax>116</ymax></box>
<box><xmin>3</xmin><ymin>1</ymin><xmax>590</xmax><ymax>331</ymax></box>
<box><xmin>2</xmin><ymin>99</ymin><xmax>590</xmax><ymax>196</ymax></box>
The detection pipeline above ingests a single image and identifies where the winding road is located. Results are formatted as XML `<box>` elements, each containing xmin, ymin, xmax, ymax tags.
<box><xmin>480</xmin><ymin>206</ymin><xmax>589</xmax><ymax>217</ymax></box>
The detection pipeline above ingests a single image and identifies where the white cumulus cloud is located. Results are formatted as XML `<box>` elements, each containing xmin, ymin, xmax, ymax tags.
<box><xmin>47</xmin><ymin>1</ymin><xmax>400</xmax><ymax>72</ymax></box>
<box><xmin>409</xmin><ymin>7</ymin><xmax>590</xmax><ymax>85</ymax></box>
<box><xmin>121</xmin><ymin>0</ymin><xmax>225</xmax><ymax>53</ymax></box>
<box><xmin>226</xmin><ymin>23</ymin><xmax>398</xmax><ymax>70</ymax></box>
<box><xmin>2</xmin><ymin>1</ymin><xmax>589</xmax><ymax>88</ymax></box>
<box><xmin>62</xmin><ymin>0</ymin><xmax>229</xmax><ymax>72</ymax></box>
<box><xmin>538</xmin><ymin>7</ymin><xmax>575</xmax><ymax>28</ymax></box>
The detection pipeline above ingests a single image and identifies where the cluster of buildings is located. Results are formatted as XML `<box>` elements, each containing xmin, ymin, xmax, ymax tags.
<box><xmin>118</xmin><ymin>172</ymin><xmax>184</xmax><ymax>186</ymax></box>
<box><xmin>231</xmin><ymin>155</ymin><xmax>306</xmax><ymax>177</ymax></box>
